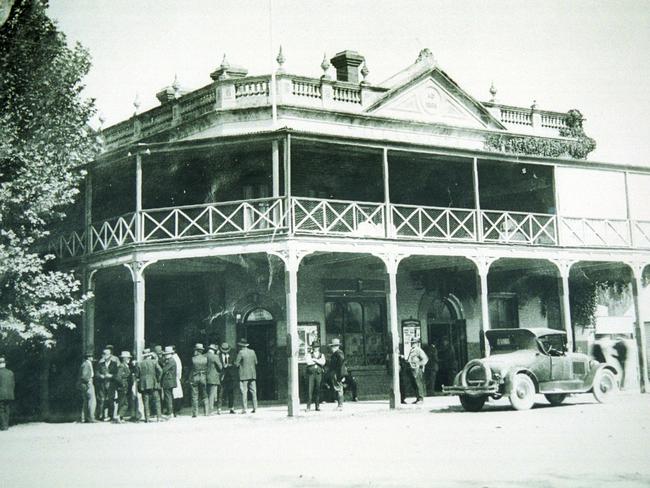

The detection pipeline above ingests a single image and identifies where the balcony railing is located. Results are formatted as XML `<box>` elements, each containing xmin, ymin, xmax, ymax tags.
<box><xmin>142</xmin><ymin>198</ymin><xmax>287</xmax><ymax>242</ymax></box>
<box><xmin>50</xmin><ymin>197</ymin><xmax>650</xmax><ymax>259</ymax></box>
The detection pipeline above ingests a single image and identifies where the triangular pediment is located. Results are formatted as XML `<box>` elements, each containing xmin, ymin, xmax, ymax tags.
<box><xmin>366</xmin><ymin>68</ymin><xmax>503</xmax><ymax>130</ymax></box>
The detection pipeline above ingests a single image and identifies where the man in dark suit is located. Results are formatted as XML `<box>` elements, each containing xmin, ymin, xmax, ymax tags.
<box><xmin>328</xmin><ymin>338</ymin><xmax>347</xmax><ymax>411</ymax></box>
<box><xmin>235</xmin><ymin>338</ymin><xmax>258</xmax><ymax>414</ymax></box>
<box><xmin>96</xmin><ymin>347</ymin><xmax>118</xmax><ymax>421</ymax></box>
<box><xmin>160</xmin><ymin>346</ymin><xmax>177</xmax><ymax>417</ymax></box>
<box><xmin>115</xmin><ymin>351</ymin><xmax>134</xmax><ymax>423</ymax></box>
<box><xmin>219</xmin><ymin>342</ymin><xmax>236</xmax><ymax>414</ymax></box>
<box><xmin>78</xmin><ymin>352</ymin><xmax>96</xmax><ymax>423</ymax></box>
<box><xmin>136</xmin><ymin>348</ymin><xmax>162</xmax><ymax>422</ymax></box>
<box><xmin>189</xmin><ymin>343</ymin><xmax>209</xmax><ymax>417</ymax></box>
<box><xmin>0</xmin><ymin>357</ymin><xmax>15</xmax><ymax>431</ymax></box>
<box><xmin>305</xmin><ymin>341</ymin><xmax>326</xmax><ymax>411</ymax></box>
<box><xmin>206</xmin><ymin>344</ymin><xmax>223</xmax><ymax>415</ymax></box>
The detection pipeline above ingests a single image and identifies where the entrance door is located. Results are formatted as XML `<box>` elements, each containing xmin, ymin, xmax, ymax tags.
<box><xmin>242</xmin><ymin>308</ymin><xmax>276</xmax><ymax>401</ymax></box>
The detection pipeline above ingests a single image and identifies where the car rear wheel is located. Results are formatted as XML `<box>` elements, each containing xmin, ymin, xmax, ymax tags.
<box><xmin>509</xmin><ymin>374</ymin><xmax>535</xmax><ymax>410</ymax></box>
<box><xmin>459</xmin><ymin>395</ymin><xmax>486</xmax><ymax>412</ymax></box>
<box><xmin>544</xmin><ymin>393</ymin><xmax>567</xmax><ymax>406</ymax></box>
<box><xmin>593</xmin><ymin>369</ymin><xmax>618</xmax><ymax>403</ymax></box>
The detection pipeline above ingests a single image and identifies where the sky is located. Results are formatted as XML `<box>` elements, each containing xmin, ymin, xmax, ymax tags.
<box><xmin>47</xmin><ymin>0</ymin><xmax>650</xmax><ymax>167</ymax></box>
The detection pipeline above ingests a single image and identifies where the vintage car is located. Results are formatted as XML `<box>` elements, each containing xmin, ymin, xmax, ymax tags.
<box><xmin>442</xmin><ymin>328</ymin><xmax>619</xmax><ymax>411</ymax></box>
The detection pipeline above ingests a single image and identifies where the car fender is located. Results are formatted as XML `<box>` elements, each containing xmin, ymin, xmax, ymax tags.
<box><xmin>504</xmin><ymin>368</ymin><xmax>540</xmax><ymax>394</ymax></box>
<box><xmin>584</xmin><ymin>363</ymin><xmax>619</xmax><ymax>390</ymax></box>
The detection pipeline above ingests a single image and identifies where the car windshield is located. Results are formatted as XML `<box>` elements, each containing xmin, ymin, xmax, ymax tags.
<box><xmin>486</xmin><ymin>330</ymin><xmax>537</xmax><ymax>354</ymax></box>
<box><xmin>536</xmin><ymin>334</ymin><xmax>566</xmax><ymax>355</ymax></box>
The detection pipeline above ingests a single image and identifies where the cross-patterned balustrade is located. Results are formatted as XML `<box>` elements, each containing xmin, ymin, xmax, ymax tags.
<box><xmin>141</xmin><ymin>198</ymin><xmax>287</xmax><ymax>242</ymax></box>
<box><xmin>291</xmin><ymin>197</ymin><xmax>385</xmax><ymax>237</ymax></box>
<box><xmin>50</xmin><ymin>197</ymin><xmax>650</xmax><ymax>259</ymax></box>
<box><xmin>481</xmin><ymin>210</ymin><xmax>557</xmax><ymax>246</ymax></box>
<box><xmin>559</xmin><ymin>217</ymin><xmax>631</xmax><ymax>248</ymax></box>
<box><xmin>391</xmin><ymin>204</ymin><xmax>476</xmax><ymax>241</ymax></box>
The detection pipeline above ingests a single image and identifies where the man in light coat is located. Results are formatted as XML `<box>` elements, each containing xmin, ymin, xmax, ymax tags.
<box><xmin>171</xmin><ymin>346</ymin><xmax>183</xmax><ymax>417</ymax></box>
<box><xmin>235</xmin><ymin>338</ymin><xmax>258</xmax><ymax>414</ymax></box>
<box><xmin>407</xmin><ymin>338</ymin><xmax>428</xmax><ymax>404</ymax></box>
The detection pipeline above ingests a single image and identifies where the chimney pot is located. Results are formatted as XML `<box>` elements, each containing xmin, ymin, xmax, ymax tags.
<box><xmin>330</xmin><ymin>50</ymin><xmax>365</xmax><ymax>83</ymax></box>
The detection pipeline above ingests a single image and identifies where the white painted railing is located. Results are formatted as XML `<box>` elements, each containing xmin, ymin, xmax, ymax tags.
<box><xmin>141</xmin><ymin>198</ymin><xmax>286</xmax><ymax>242</ymax></box>
<box><xmin>234</xmin><ymin>80</ymin><xmax>269</xmax><ymax>98</ymax></box>
<box><xmin>499</xmin><ymin>108</ymin><xmax>533</xmax><ymax>126</ymax></box>
<box><xmin>392</xmin><ymin>204</ymin><xmax>476</xmax><ymax>241</ymax></box>
<box><xmin>90</xmin><ymin>213</ymin><xmax>137</xmax><ymax>252</ymax></box>
<box><xmin>482</xmin><ymin>210</ymin><xmax>557</xmax><ymax>245</ymax></box>
<box><xmin>292</xmin><ymin>80</ymin><xmax>321</xmax><ymax>99</ymax></box>
<box><xmin>333</xmin><ymin>86</ymin><xmax>361</xmax><ymax>104</ymax></box>
<box><xmin>292</xmin><ymin>197</ymin><xmax>384</xmax><ymax>236</ymax></box>
<box><xmin>49</xmin><ymin>199</ymin><xmax>650</xmax><ymax>259</ymax></box>
<box><xmin>559</xmin><ymin>217</ymin><xmax>631</xmax><ymax>247</ymax></box>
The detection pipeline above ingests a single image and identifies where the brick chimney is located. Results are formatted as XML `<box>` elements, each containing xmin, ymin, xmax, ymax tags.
<box><xmin>330</xmin><ymin>50</ymin><xmax>365</xmax><ymax>84</ymax></box>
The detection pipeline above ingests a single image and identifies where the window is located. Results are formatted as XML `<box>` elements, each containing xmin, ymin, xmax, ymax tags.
<box><xmin>488</xmin><ymin>293</ymin><xmax>519</xmax><ymax>329</ymax></box>
<box><xmin>325</xmin><ymin>299</ymin><xmax>386</xmax><ymax>366</ymax></box>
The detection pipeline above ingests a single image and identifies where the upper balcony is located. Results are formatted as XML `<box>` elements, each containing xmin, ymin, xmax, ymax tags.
<box><xmin>50</xmin><ymin>136</ymin><xmax>650</xmax><ymax>260</ymax></box>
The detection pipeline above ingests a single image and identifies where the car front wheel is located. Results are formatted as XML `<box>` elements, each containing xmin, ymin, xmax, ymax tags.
<box><xmin>509</xmin><ymin>374</ymin><xmax>536</xmax><ymax>410</ymax></box>
<box><xmin>593</xmin><ymin>369</ymin><xmax>618</xmax><ymax>403</ymax></box>
<box><xmin>544</xmin><ymin>393</ymin><xmax>567</xmax><ymax>406</ymax></box>
<box><xmin>459</xmin><ymin>395</ymin><xmax>486</xmax><ymax>412</ymax></box>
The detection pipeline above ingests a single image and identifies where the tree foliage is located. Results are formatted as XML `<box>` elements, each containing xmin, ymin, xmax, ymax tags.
<box><xmin>0</xmin><ymin>0</ymin><xmax>97</xmax><ymax>341</ymax></box>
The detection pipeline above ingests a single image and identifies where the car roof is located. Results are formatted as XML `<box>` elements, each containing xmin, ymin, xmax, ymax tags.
<box><xmin>485</xmin><ymin>328</ymin><xmax>566</xmax><ymax>339</ymax></box>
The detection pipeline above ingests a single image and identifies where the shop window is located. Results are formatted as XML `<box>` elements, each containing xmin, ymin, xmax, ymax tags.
<box><xmin>489</xmin><ymin>293</ymin><xmax>519</xmax><ymax>329</ymax></box>
<box><xmin>325</xmin><ymin>299</ymin><xmax>386</xmax><ymax>366</ymax></box>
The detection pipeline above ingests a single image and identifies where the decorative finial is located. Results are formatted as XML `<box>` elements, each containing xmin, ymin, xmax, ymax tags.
<box><xmin>220</xmin><ymin>54</ymin><xmax>230</xmax><ymax>70</ymax></box>
<box><xmin>133</xmin><ymin>93</ymin><xmax>141</xmax><ymax>114</ymax></box>
<box><xmin>276</xmin><ymin>46</ymin><xmax>285</xmax><ymax>73</ymax></box>
<box><xmin>360</xmin><ymin>61</ymin><xmax>369</xmax><ymax>83</ymax></box>
<box><xmin>416</xmin><ymin>48</ymin><xmax>435</xmax><ymax>66</ymax></box>
<box><xmin>98</xmin><ymin>113</ymin><xmax>106</xmax><ymax>130</ymax></box>
<box><xmin>320</xmin><ymin>52</ymin><xmax>331</xmax><ymax>79</ymax></box>
<box><xmin>531</xmin><ymin>99</ymin><xmax>537</xmax><ymax>110</ymax></box>
<box><xmin>172</xmin><ymin>74</ymin><xmax>180</xmax><ymax>98</ymax></box>
<box><xmin>489</xmin><ymin>82</ymin><xmax>497</xmax><ymax>102</ymax></box>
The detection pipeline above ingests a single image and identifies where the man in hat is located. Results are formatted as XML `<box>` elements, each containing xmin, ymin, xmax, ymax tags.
<box><xmin>189</xmin><ymin>343</ymin><xmax>209</xmax><ymax>417</ymax></box>
<box><xmin>0</xmin><ymin>357</ymin><xmax>15</xmax><ymax>431</ymax></box>
<box><xmin>115</xmin><ymin>351</ymin><xmax>133</xmax><ymax>423</ymax></box>
<box><xmin>206</xmin><ymin>344</ymin><xmax>223</xmax><ymax>415</ymax></box>
<box><xmin>218</xmin><ymin>342</ymin><xmax>236</xmax><ymax>414</ymax></box>
<box><xmin>305</xmin><ymin>341</ymin><xmax>326</xmax><ymax>411</ymax></box>
<box><xmin>328</xmin><ymin>338</ymin><xmax>347</xmax><ymax>410</ymax></box>
<box><xmin>136</xmin><ymin>348</ymin><xmax>162</xmax><ymax>422</ymax></box>
<box><xmin>160</xmin><ymin>347</ymin><xmax>178</xmax><ymax>418</ymax></box>
<box><xmin>234</xmin><ymin>338</ymin><xmax>258</xmax><ymax>414</ymax></box>
<box><xmin>170</xmin><ymin>345</ymin><xmax>183</xmax><ymax>417</ymax></box>
<box><xmin>407</xmin><ymin>337</ymin><xmax>428</xmax><ymax>404</ymax></box>
<box><xmin>96</xmin><ymin>347</ymin><xmax>118</xmax><ymax>421</ymax></box>
<box><xmin>78</xmin><ymin>352</ymin><xmax>96</xmax><ymax>423</ymax></box>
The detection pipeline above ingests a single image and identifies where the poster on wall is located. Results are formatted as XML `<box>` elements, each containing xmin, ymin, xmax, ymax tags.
<box><xmin>402</xmin><ymin>318</ymin><xmax>421</xmax><ymax>358</ymax></box>
<box><xmin>297</xmin><ymin>322</ymin><xmax>320</xmax><ymax>362</ymax></box>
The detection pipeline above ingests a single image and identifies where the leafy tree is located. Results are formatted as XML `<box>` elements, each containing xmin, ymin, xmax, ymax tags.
<box><xmin>0</xmin><ymin>0</ymin><xmax>97</xmax><ymax>343</ymax></box>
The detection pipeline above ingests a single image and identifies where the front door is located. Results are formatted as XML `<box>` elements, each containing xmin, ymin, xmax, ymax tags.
<box><xmin>428</xmin><ymin>320</ymin><xmax>468</xmax><ymax>389</ymax></box>
<box><xmin>241</xmin><ymin>316</ymin><xmax>276</xmax><ymax>401</ymax></box>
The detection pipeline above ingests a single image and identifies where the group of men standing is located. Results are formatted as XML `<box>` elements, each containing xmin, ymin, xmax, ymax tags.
<box><xmin>304</xmin><ymin>337</ymin><xmax>355</xmax><ymax>411</ymax></box>
<box><xmin>78</xmin><ymin>338</ymin><xmax>260</xmax><ymax>423</ymax></box>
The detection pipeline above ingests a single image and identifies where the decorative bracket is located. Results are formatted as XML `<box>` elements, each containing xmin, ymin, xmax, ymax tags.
<box><xmin>468</xmin><ymin>255</ymin><xmax>498</xmax><ymax>277</ymax></box>
<box><xmin>371</xmin><ymin>251</ymin><xmax>409</xmax><ymax>276</ymax></box>
<box><xmin>123</xmin><ymin>260</ymin><xmax>157</xmax><ymax>283</ymax></box>
<box><xmin>550</xmin><ymin>259</ymin><xmax>575</xmax><ymax>280</ymax></box>
<box><xmin>267</xmin><ymin>248</ymin><xmax>313</xmax><ymax>273</ymax></box>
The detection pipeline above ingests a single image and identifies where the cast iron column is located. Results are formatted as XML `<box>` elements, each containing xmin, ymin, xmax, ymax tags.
<box><xmin>631</xmin><ymin>263</ymin><xmax>649</xmax><ymax>393</ymax></box>
<box><xmin>385</xmin><ymin>255</ymin><xmax>401</xmax><ymax>409</ymax></box>
<box><xmin>284</xmin><ymin>248</ymin><xmax>301</xmax><ymax>416</ymax></box>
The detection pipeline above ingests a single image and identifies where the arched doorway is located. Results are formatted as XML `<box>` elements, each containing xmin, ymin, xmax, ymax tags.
<box><xmin>242</xmin><ymin>307</ymin><xmax>276</xmax><ymax>401</ymax></box>
<box><xmin>421</xmin><ymin>293</ymin><xmax>467</xmax><ymax>390</ymax></box>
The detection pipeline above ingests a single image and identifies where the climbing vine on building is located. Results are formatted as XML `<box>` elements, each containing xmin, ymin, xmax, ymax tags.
<box><xmin>485</xmin><ymin>109</ymin><xmax>596</xmax><ymax>159</ymax></box>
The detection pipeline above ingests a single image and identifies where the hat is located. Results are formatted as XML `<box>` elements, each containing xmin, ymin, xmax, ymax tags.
<box><xmin>142</xmin><ymin>348</ymin><xmax>152</xmax><ymax>357</ymax></box>
<box><xmin>194</xmin><ymin>343</ymin><xmax>205</xmax><ymax>352</ymax></box>
<box><xmin>329</xmin><ymin>338</ymin><xmax>341</xmax><ymax>347</ymax></box>
<box><xmin>237</xmin><ymin>338</ymin><xmax>249</xmax><ymax>347</ymax></box>
<box><xmin>410</xmin><ymin>337</ymin><xmax>421</xmax><ymax>344</ymax></box>
<box><xmin>311</xmin><ymin>341</ymin><xmax>321</xmax><ymax>348</ymax></box>
<box><xmin>208</xmin><ymin>344</ymin><xmax>218</xmax><ymax>352</ymax></box>
<box><xmin>101</xmin><ymin>348</ymin><xmax>111</xmax><ymax>355</ymax></box>
<box><xmin>219</xmin><ymin>342</ymin><xmax>231</xmax><ymax>352</ymax></box>
<box><xmin>163</xmin><ymin>346</ymin><xmax>174</xmax><ymax>355</ymax></box>
<box><xmin>120</xmin><ymin>351</ymin><xmax>132</xmax><ymax>359</ymax></box>
<box><xmin>84</xmin><ymin>351</ymin><xmax>93</xmax><ymax>358</ymax></box>
<box><xmin>105</xmin><ymin>344</ymin><xmax>114</xmax><ymax>351</ymax></box>
<box><xmin>0</xmin><ymin>357</ymin><xmax>5</xmax><ymax>365</ymax></box>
